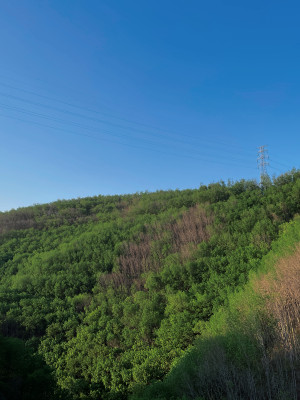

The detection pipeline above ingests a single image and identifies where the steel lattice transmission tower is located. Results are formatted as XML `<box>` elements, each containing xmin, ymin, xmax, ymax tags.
<box><xmin>257</xmin><ymin>145</ymin><xmax>269</xmax><ymax>187</ymax></box>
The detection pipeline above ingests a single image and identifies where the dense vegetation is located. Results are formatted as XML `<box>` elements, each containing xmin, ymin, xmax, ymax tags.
<box><xmin>135</xmin><ymin>216</ymin><xmax>300</xmax><ymax>399</ymax></box>
<box><xmin>0</xmin><ymin>170</ymin><xmax>300</xmax><ymax>399</ymax></box>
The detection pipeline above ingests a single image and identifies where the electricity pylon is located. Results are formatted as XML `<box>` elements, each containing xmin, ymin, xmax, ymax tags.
<box><xmin>257</xmin><ymin>145</ymin><xmax>269</xmax><ymax>187</ymax></box>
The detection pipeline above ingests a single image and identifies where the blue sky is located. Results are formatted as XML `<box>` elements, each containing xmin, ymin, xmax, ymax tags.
<box><xmin>0</xmin><ymin>0</ymin><xmax>299</xmax><ymax>211</ymax></box>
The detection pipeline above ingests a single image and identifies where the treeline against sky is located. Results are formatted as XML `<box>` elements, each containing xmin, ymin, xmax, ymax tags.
<box><xmin>0</xmin><ymin>170</ymin><xmax>300</xmax><ymax>399</ymax></box>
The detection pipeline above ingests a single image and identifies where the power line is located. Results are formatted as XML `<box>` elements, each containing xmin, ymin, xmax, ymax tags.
<box><xmin>0</xmin><ymin>102</ymin><xmax>255</xmax><ymax>164</ymax></box>
<box><xmin>0</xmin><ymin>81</ymin><xmax>292</xmax><ymax>178</ymax></box>
<box><xmin>0</xmin><ymin>95</ymin><xmax>252</xmax><ymax>160</ymax></box>
<box><xmin>269</xmin><ymin>165</ymin><xmax>285</xmax><ymax>173</ymax></box>
<box><xmin>0</xmin><ymin>80</ymin><xmax>254</xmax><ymax>156</ymax></box>
<box><xmin>269</xmin><ymin>158</ymin><xmax>293</xmax><ymax>170</ymax></box>
<box><xmin>0</xmin><ymin>78</ymin><xmax>291</xmax><ymax>177</ymax></box>
<box><xmin>0</xmin><ymin>112</ymin><xmax>257</xmax><ymax>171</ymax></box>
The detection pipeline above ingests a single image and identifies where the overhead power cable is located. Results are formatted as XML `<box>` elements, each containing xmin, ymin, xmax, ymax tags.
<box><xmin>0</xmin><ymin>80</ymin><xmax>254</xmax><ymax>156</ymax></box>
<box><xmin>0</xmin><ymin>112</ymin><xmax>257</xmax><ymax>171</ymax></box>
<box><xmin>0</xmin><ymin>77</ymin><xmax>291</xmax><ymax>176</ymax></box>
<box><xmin>269</xmin><ymin>159</ymin><xmax>294</xmax><ymax>170</ymax></box>
<box><xmin>0</xmin><ymin>101</ymin><xmax>254</xmax><ymax>164</ymax></box>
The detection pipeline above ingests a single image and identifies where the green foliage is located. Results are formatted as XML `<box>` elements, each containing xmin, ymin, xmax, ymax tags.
<box><xmin>0</xmin><ymin>335</ymin><xmax>59</xmax><ymax>399</ymax></box>
<box><xmin>0</xmin><ymin>170</ymin><xmax>300</xmax><ymax>399</ymax></box>
<box><xmin>135</xmin><ymin>216</ymin><xmax>300</xmax><ymax>400</ymax></box>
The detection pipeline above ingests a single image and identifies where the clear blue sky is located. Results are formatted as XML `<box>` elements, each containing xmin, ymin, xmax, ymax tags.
<box><xmin>0</xmin><ymin>0</ymin><xmax>299</xmax><ymax>211</ymax></box>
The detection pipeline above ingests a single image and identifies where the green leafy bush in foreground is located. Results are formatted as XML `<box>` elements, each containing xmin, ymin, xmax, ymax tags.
<box><xmin>0</xmin><ymin>335</ymin><xmax>57</xmax><ymax>399</ymax></box>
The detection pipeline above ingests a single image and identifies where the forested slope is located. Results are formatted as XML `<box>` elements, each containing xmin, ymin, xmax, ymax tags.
<box><xmin>0</xmin><ymin>171</ymin><xmax>300</xmax><ymax>399</ymax></box>
<box><xmin>135</xmin><ymin>216</ymin><xmax>300</xmax><ymax>400</ymax></box>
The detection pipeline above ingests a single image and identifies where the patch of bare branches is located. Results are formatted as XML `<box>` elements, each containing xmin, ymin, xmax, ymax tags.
<box><xmin>100</xmin><ymin>205</ymin><xmax>213</xmax><ymax>290</ymax></box>
<box><xmin>168</xmin><ymin>205</ymin><xmax>212</xmax><ymax>258</ymax></box>
<box><xmin>170</xmin><ymin>245</ymin><xmax>300</xmax><ymax>400</ymax></box>
<box><xmin>255</xmin><ymin>245</ymin><xmax>300</xmax><ymax>399</ymax></box>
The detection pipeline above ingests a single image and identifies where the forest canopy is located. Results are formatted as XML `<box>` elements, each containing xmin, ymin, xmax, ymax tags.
<box><xmin>0</xmin><ymin>170</ymin><xmax>300</xmax><ymax>399</ymax></box>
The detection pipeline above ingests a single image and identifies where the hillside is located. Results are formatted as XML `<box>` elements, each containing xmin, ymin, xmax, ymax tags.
<box><xmin>0</xmin><ymin>171</ymin><xmax>300</xmax><ymax>399</ymax></box>
<box><xmin>134</xmin><ymin>216</ymin><xmax>300</xmax><ymax>399</ymax></box>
